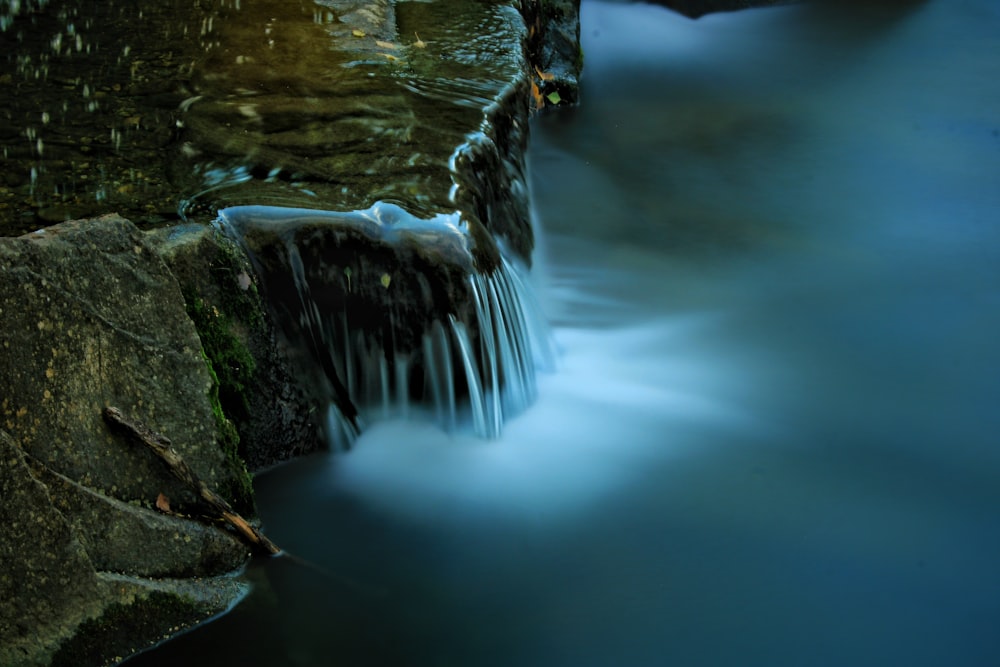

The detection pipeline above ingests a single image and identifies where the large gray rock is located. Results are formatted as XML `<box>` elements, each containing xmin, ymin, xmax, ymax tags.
<box><xmin>0</xmin><ymin>215</ymin><xmax>251</xmax><ymax>513</ymax></box>
<box><xmin>0</xmin><ymin>217</ymin><xmax>252</xmax><ymax>665</ymax></box>
<box><xmin>0</xmin><ymin>430</ymin><xmax>110</xmax><ymax>666</ymax></box>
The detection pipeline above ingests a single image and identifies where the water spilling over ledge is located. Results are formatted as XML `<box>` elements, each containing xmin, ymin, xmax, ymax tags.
<box><xmin>217</xmin><ymin>202</ymin><xmax>555</xmax><ymax>445</ymax></box>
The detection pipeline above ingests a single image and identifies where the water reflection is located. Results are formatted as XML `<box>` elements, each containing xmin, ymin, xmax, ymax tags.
<box><xmin>132</xmin><ymin>1</ymin><xmax>1000</xmax><ymax>666</ymax></box>
<box><xmin>0</xmin><ymin>0</ymin><xmax>526</xmax><ymax>233</ymax></box>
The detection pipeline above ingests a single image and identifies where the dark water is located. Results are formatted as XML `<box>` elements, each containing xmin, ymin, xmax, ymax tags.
<box><xmin>133</xmin><ymin>1</ymin><xmax>1000</xmax><ymax>665</ymax></box>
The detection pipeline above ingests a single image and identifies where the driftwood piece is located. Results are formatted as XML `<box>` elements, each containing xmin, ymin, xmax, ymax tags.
<box><xmin>102</xmin><ymin>406</ymin><xmax>280</xmax><ymax>555</ymax></box>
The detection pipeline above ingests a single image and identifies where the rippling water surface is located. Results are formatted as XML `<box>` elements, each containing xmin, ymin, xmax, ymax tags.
<box><xmin>135</xmin><ymin>1</ymin><xmax>1000</xmax><ymax>665</ymax></box>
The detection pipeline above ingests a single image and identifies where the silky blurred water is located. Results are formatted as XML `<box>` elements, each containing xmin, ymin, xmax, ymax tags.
<box><xmin>132</xmin><ymin>1</ymin><xmax>1000</xmax><ymax>665</ymax></box>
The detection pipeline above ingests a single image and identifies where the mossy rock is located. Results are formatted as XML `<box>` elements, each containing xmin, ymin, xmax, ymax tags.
<box><xmin>49</xmin><ymin>576</ymin><xmax>249</xmax><ymax>667</ymax></box>
<box><xmin>149</xmin><ymin>224</ymin><xmax>322</xmax><ymax>471</ymax></box>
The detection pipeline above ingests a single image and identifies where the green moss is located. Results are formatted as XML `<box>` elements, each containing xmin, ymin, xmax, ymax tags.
<box><xmin>201</xmin><ymin>348</ymin><xmax>255</xmax><ymax>516</ymax></box>
<box><xmin>185</xmin><ymin>294</ymin><xmax>256</xmax><ymax>418</ymax></box>
<box><xmin>50</xmin><ymin>591</ymin><xmax>209</xmax><ymax>667</ymax></box>
<box><xmin>177</xmin><ymin>232</ymin><xmax>262</xmax><ymax>515</ymax></box>
<box><xmin>210</xmin><ymin>231</ymin><xmax>265</xmax><ymax>326</ymax></box>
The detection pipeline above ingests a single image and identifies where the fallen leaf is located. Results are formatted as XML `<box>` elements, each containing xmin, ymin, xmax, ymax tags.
<box><xmin>413</xmin><ymin>32</ymin><xmax>426</xmax><ymax>48</ymax></box>
<box><xmin>530</xmin><ymin>81</ymin><xmax>545</xmax><ymax>109</ymax></box>
<box><xmin>380</xmin><ymin>273</ymin><xmax>392</xmax><ymax>288</ymax></box>
<box><xmin>155</xmin><ymin>493</ymin><xmax>171</xmax><ymax>513</ymax></box>
<box><xmin>352</xmin><ymin>28</ymin><xmax>365</xmax><ymax>38</ymax></box>
<box><xmin>546</xmin><ymin>90</ymin><xmax>562</xmax><ymax>105</ymax></box>
<box><xmin>534</xmin><ymin>66</ymin><xmax>555</xmax><ymax>82</ymax></box>
<box><xmin>375</xmin><ymin>39</ymin><xmax>398</xmax><ymax>50</ymax></box>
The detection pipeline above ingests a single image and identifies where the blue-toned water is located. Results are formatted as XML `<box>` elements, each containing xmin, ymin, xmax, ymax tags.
<box><xmin>133</xmin><ymin>1</ymin><xmax>1000</xmax><ymax>665</ymax></box>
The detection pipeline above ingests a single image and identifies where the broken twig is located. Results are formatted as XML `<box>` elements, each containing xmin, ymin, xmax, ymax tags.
<box><xmin>102</xmin><ymin>406</ymin><xmax>280</xmax><ymax>555</ymax></box>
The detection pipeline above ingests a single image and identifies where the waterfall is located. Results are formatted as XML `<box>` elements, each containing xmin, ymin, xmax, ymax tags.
<box><xmin>216</xmin><ymin>204</ymin><xmax>553</xmax><ymax>446</ymax></box>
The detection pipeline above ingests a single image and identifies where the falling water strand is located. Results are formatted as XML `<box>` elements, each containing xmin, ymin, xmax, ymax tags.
<box><xmin>308</xmin><ymin>256</ymin><xmax>549</xmax><ymax>440</ymax></box>
<box><xmin>434</xmin><ymin>256</ymin><xmax>552</xmax><ymax>438</ymax></box>
<box><xmin>472</xmin><ymin>272</ymin><xmax>503</xmax><ymax>437</ymax></box>
<box><xmin>423</xmin><ymin>321</ymin><xmax>457</xmax><ymax>431</ymax></box>
<box><xmin>395</xmin><ymin>353</ymin><xmax>410</xmax><ymax>419</ymax></box>
<box><xmin>448</xmin><ymin>315</ymin><xmax>490</xmax><ymax>437</ymax></box>
<box><xmin>216</xmin><ymin>205</ymin><xmax>552</xmax><ymax>441</ymax></box>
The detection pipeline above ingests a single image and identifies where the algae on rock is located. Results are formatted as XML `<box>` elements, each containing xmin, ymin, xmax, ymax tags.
<box><xmin>151</xmin><ymin>224</ymin><xmax>322</xmax><ymax>470</ymax></box>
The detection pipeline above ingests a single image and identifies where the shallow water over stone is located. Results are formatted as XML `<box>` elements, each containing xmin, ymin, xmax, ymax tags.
<box><xmin>131</xmin><ymin>1</ymin><xmax>1000</xmax><ymax>665</ymax></box>
<box><xmin>0</xmin><ymin>0</ymin><xmax>528</xmax><ymax>233</ymax></box>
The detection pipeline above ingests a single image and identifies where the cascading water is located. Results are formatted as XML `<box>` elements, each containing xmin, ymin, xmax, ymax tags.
<box><xmin>216</xmin><ymin>202</ymin><xmax>554</xmax><ymax>446</ymax></box>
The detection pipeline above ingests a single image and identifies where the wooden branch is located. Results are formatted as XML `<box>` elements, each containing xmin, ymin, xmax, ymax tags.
<box><xmin>103</xmin><ymin>406</ymin><xmax>280</xmax><ymax>555</ymax></box>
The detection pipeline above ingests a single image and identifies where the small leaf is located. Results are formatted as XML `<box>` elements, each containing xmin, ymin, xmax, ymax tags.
<box><xmin>352</xmin><ymin>28</ymin><xmax>365</xmax><ymax>37</ymax></box>
<box><xmin>534</xmin><ymin>66</ymin><xmax>555</xmax><ymax>82</ymax></box>
<box><xmin>413</xmin><ymin>32</ymin><xmax>426</xmax><ymax>48</ymax></box>
<box><xmin>546</xmin><ymin>90</ymin><xmax>562</xmax><ymax>105</ymax></box>
<box><xmin>380</xmin><ymin>273</ymin><xmax>391</xmax><ymax>288</ymax></box>
<box><xmin>531</xmin><ymin>81</ymin><xmax>544</xmax><ymax>109</ymax></box>
<box><xmin>155</xmin><ymin>493</ymin><xmax>171</xmax><ymax>513</ymax></box>
<box><xmin>375</xmin><ymin>40</ymin><xmax>398</xmax><ymax>50</ymax></box>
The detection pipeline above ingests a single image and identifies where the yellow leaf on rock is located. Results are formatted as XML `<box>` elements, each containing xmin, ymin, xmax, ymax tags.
<box><xmin>352</xmin><ymin>29</ymin><xmax>365</xmax><ymax>37</ymax></box>
<box><xmin>413</xmin><ymin>32</ymin><xmax>426</xmax><ymax>48</ymax></box>
<box><xmin>376</xmin><ymin>40</ymin><xmax>398</xmax><ymax>50</ymax></box>
<box><xmin>535</xmin><ymin>66</ymin><xmax>555</xmax><ymax>82</ymax></box>
<box><xmin>155</xmin><ymin>493</ymin><xmax>171</xmax><ymax>513</ymax></box>
<box><xmin>530</xmin><ymin>81</ymin><xmax>544</xmax><ymax>109</ymax></box>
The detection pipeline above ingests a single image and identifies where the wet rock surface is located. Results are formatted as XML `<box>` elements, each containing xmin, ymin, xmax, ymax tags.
<box><xmin>0</xmin><ymin>217</ymin><xmax>252</xmax><ymax>666</ymax></box>
<box><xmin>0</xmin><ymin>430</ymin><xmax>110</xmax><ymax>667</ymax></box>
<box><xmin>149</xmin><ymin>224</ymin><xmax>322</xmax><ymax>470</ymax></box>
<box><xmin>0</xmin><ymin>215</ymin><xmax>249</xmax><ymax>511</ymax></box>
<box><xmin>524</xmin><ymin>0</ymin><xmax>583</xmax><ymax>107</ymax></box>
<box><xmin>218</xmin><ymin>204</ymin><xmax>486</xmax><ymax>443</ymax></box>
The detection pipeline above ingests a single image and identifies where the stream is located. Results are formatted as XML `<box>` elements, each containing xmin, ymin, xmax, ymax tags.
<box><xmin>132</xmin><ymin>0</ymin><xmax>1000</xmax><ymax>665</ymax></box>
